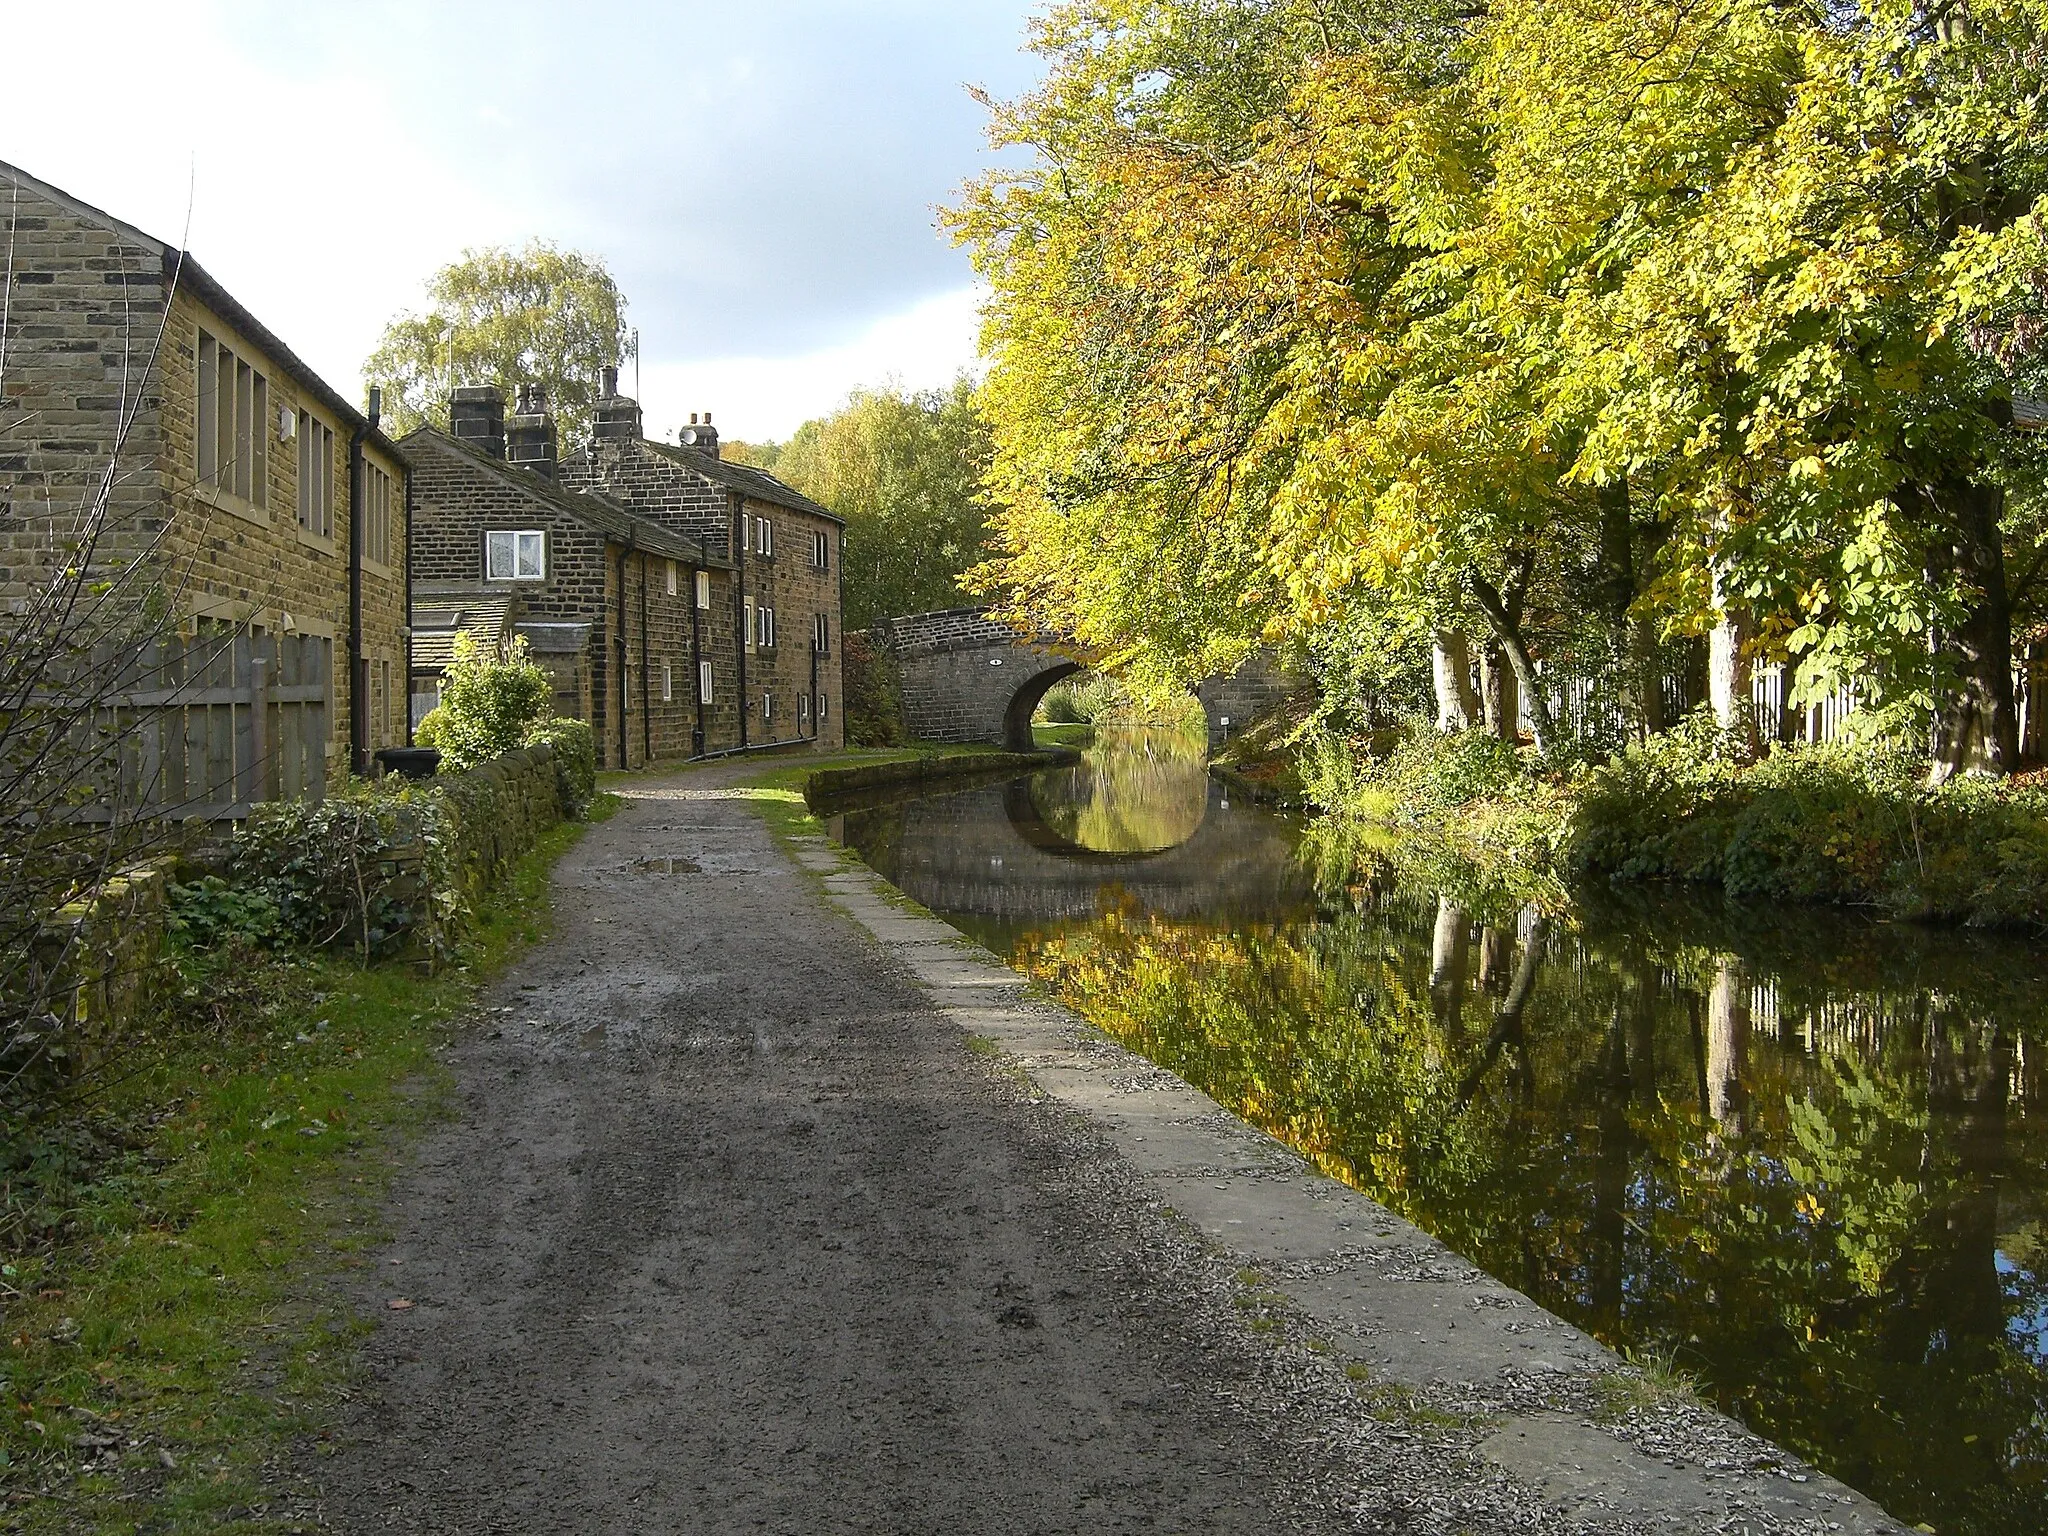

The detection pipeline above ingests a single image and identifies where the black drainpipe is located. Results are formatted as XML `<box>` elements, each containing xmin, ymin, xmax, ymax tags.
<box><xmin>733</xmin><ymin>494</ymin><xmax>748</xmax><ymax>749</ymax></box>
<box><xmin>346</xmin><ymin>387</ymin><xmax>378</xmax><ymax>776</ymax></box>
<box><xmin>690</xmin><ymin>548</ymin><xmax>706</xmax><ymax>757</ymax></box>
<box><xmin>615</xmin><ymin>538</ymin><xmax>632</xmax><ymax>769</ymax></box>
<box><xmin>639</xmin><ymin>550</ymin><xmax>651</xmax><ymax>764</ymax></box>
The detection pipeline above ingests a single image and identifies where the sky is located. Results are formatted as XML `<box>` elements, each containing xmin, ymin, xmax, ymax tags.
<box><xmin>0</xmin><ymin>1</ymin><xmax>1044</xmax><ymax>442</ymax></box>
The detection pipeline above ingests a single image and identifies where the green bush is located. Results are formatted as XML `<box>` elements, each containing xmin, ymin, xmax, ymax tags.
<box><xmin>231</xmin><ymin>779</ymin><xmax>451</xmax><ymax>959</ymax></box>
<box><xmin>524</xmin><ymin>717</ymin><xmax>596</xmax><ymax>815</ymax></box>
<box><xmin>167</xmin><ymin>876</ymin><xmax>281</xmax><ymax>949</ymax></box>
<box><xmin>1305</xmin><ymin>722</ymin><xmax>1524</xmax><ymax>824</ymax></box>
<box><xmin>429</xmin><ymin>633</ymin><xmax>551</xmax><ymax>769</ymax></box>
<box><xmin>842</xmin><ymin>630</ymin><xmax>905</xmax><ymax>747</ymax></box>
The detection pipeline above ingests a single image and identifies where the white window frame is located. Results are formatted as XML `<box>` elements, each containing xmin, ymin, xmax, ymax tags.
<box><xmin>813</xmin><ymin>612</ymin><xmax>829</xmax><ymax>654</ymax></box>
<box><xmin>744</xmin><ymin>596</ymin><xmax>756</xmax><ymax>653</ymax></box>
<box><xmin>817</xmin><ymin>691</ymin><xmax>827</xmax><ymax>722</ymax></box>
<box><xmin>762</xmin><ymin>691</ymin><xmax>773</xmax><ymax>721</ymax></box>
<box><xmin>662</xmin><ymin>661</ymin><xmax>673</xmax><ymax>702</ymax></box>
<box><xmin>695</xmin><ymin>569</ymin><xmax>711</xmax><ymax>609</ymax></box>
<box><xmin>487</xmin><ymin>529</ymin><xmax>547</xmax><ymax>581</ymax></box>
<box><xmin>665</xmin><ymin>559</ymin><xmax>677</xmax><ymax>597</ymax></box>
<box><xmin>812</xmin><ymin>529</ymin><xmax>829</xmax><ymax>569</ymax></box>
<box><xmin>698</xmin><ymin>658</ymin><xmax>714</xmax><ymax>704</ymax></box>
<box><xmin>756</xmin><ymin>517</ymin><xmax>773</xmax><ymax>557</ymax></box>
<box><xmin>757</xmin><ymin>605</ymin><xmax>775</xmax><ymax>650</ymax></box>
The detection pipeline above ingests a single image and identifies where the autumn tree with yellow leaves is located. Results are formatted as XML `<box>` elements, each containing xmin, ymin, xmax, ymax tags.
<box><xmin>953</xmin><ymin>0</ymin><xmax>2048</xmax><ymax>774</ymax></box>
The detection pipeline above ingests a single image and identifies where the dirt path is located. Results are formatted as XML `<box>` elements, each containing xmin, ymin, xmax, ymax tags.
<box><xmin>314</xmin><ymin>762</ymin><xmax>1385</xmax><ymax>1534</ymax></box>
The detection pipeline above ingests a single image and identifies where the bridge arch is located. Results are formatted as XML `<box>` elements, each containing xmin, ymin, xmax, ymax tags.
<box><xmin>1000</xmin><ymin>660</ymin><xmax>1082</xmax><ymax>751</ymax></box>
<box><xmin>874</xmin><ymin>606</ymin><xmax>1294</xmax><ymax>751</ymax></box>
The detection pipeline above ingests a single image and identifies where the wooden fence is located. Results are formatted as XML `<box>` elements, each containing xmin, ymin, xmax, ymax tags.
<box><xmin>71</xmin><ymin>624</ymin><xmax>331</xmax><ymax>821</ymax></box>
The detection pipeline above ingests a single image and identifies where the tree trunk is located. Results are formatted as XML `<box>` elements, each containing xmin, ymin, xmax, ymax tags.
<box><xmin>1597</xmin><ymin>479</ymin><xmax>1653</xmax><ymax>740</ymax></box>
<box><xmin>1631</xmin><ymin>618</ymin><xmax>1665</xmax><ymax>736</ymax></box>
<box><xmin>1478</xmin><ymin>641</ymin><xmax>1519</xmax><ymax>742</ymax></box>
<box><xmin>1708</xmin><ymin>555</ymin><xmax>1758</xmax><ymax>757</ymax></box>
<box><xmin>1432</xmin><ymin>630</ymin><xmax>1480</xmax><ymax>732</ymax></box>
<box><xmin>1928</xmin><ymin>476</ymin><xmax>2017</xmax><ymax>781</ymax></box>
<box><xmin>1467</xmin><ymin>560</ymin><xmax>1552</xmax><ymax>755</ymax></box>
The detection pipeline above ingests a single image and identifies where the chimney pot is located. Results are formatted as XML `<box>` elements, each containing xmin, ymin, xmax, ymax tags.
<box><xmin>600</xmin><ymin>364</ymin><xmax>619</xmax><ymax>398</ymax></box>
<box><xmin>506</xmin><ymin>385</ymin><xmax>558</xmax><ymax>478</ymax></box>
<box><xmin>450</xmin><ymin>384</ymin><xmax>507</xmax><ymax>458</ymax></box>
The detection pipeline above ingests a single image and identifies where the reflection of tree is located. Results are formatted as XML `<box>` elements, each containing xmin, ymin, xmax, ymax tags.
<box><xmin>1012</xmin><ymin>896</ymin><xmax>2048</xmax><ymax>1536</ymax></box>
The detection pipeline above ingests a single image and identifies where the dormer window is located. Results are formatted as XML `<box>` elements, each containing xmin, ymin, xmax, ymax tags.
<box><xmin>486</xmin><ymin>530</ymin><xmax>546</xmax><ymax>581</ymax></box>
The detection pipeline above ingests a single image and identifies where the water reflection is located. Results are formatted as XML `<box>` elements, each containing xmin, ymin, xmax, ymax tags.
<box><xmin>834</xmin><ymin>735</ymin><xmax>2048</xmax><ymax>1536</ymax></box>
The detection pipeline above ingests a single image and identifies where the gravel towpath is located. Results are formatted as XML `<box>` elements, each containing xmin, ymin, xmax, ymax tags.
<box><xmin>315</xmin><ymin>763</ymin><xmax>1380</xmax><ymax>1533</ymax></box>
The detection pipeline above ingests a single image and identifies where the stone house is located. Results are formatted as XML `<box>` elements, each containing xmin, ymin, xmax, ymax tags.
<box><xmin>562</xmin><ymin>376</ymin><xmax>845</xmax><ymax>752</ymax></box>
<box><xmin>402</xmin><ymin>385</ymin><xmax>743</xmax><ymax>766</ymax></box>
<box><xmin>0</xmin><ymin>157</ymin><xmax>409</xmax><ymax>807</ymax></box>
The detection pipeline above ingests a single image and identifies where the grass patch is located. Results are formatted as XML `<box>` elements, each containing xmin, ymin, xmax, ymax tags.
<box><xmin>1592</xmin><ymin>1348</ymin><xmax>1707</xmax><ymax>1422</ymax></box>
<box><xmin>0</xmin><ymin>814</ymin><xmax>591</xmax><ymax>1533</ymax></box>
<box><xmin>1031</xmin><ymin>722</ymin><xmax>1093</xmax><ymax>750</ymax></box>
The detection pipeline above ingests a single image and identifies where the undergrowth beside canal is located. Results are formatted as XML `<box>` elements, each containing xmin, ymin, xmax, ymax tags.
<box><xmin>1302</xmin><ymin>714</ymin><xmax>2048</xmax><ymax>928</ymax></box>
<box><xmin>0</xmin><ymin>801</ymin><xmax>614</xmax><ymax>1534</ymax></box>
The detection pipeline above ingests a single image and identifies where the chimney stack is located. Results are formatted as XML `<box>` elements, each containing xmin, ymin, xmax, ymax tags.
<box><xmin>592</xmin><ymin>363</ymin><xmax>643</xmax><ymax>445</ymax></box>
<box><xmin>506</xmin><ymin>383</ymin><xmax>558</xmax><ymax>477</ymax></box>
<box><xmin>678</xmin><ymin>409</ymin><xmax>720</xmax><ymax>458</ymax></box>
<box><xmin>451</xmin><ymin>385</ymin><xmax>506</xmax><ymax>458</ymax></box>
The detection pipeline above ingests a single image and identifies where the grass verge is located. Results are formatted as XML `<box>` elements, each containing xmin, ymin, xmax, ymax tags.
<box><xmin>0</xmin><ymin>801</ymin><xmax>612</xmax><ymax>1533</ymax></box>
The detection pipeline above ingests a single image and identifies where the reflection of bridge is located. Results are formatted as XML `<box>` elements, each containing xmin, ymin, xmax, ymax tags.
<box><xmin>832</xmin><ymin>773</ymin><xmax>1316</xmax><ymax>924</ymax></box>
<box><xmin>872</xmin><ymin>607</ymin><xmax>1291</xmax><ymax>751</ymax></box>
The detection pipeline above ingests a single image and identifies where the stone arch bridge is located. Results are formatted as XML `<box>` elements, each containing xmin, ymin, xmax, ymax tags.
<box><xmin>873</xmin><ymin>607</ymin><xmax>1288</xmax><ymax>752</ymax></box>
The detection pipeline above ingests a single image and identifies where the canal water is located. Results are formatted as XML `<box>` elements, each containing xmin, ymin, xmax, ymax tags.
<box><xmin>832</xmin><ymin>728</ymin><xmax>2048</xmax><ymax>1536</ymax></box>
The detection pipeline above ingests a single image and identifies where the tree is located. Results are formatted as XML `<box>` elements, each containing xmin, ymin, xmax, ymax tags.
<box><xmin>955</xmin><ymin>0</ymin><xmax>2048</xmax><ymax>771</ymax></box>
<box><xmin>364</xmin><ymin>242</ymin><xmax>632</xmax><ymax>448</ymax></box>
<box><xmin>729</xmin><ymin>378</ymin><xmax>994</xmax><ymax>627</ymax></box>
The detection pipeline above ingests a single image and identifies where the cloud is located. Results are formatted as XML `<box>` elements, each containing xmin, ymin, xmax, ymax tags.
<box><xmin>638</xmin><ymin>285</ymin><xmax>985</xmax><ymax>444</ymax></box>
<box><xmin>0</xmin><ymin>0</ymin><xmax>1036</xmax><ymax>413</ymax></box>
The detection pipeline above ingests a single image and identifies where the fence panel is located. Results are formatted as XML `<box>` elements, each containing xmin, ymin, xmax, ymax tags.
<box><xmin>73</xmin><ymin>626</ymin><xmax>330</xmax><ymax>823</ymax></box>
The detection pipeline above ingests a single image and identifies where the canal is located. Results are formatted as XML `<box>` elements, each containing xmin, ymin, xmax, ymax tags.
<box><xmin>832</xmin><ymin>728</ymin><xmax>2048</xmax><ymax>1536</ymax></box>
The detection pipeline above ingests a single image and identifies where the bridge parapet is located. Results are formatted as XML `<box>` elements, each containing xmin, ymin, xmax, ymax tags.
<box><xmin>877</xmin><ymin>606</ymin><xmax>1044</xmax><ymax>658</ymax></box>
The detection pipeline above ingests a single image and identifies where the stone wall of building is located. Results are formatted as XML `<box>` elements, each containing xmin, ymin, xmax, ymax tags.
<box><xmin>0</xmin><ymin>168</ymin><xmax>409</xmax><ymax>781</ymax></box>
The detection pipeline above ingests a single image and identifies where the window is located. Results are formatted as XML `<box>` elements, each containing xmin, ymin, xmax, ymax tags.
<box><xmin>755</xmin><ymin>517</ymin><xmax>773</xmax><ymax>557</ymax></box>
<box><xmin>665</xmin><ymin>560</ymin><xmax>677</xmax><ymax>597</ymax></box>
<box><xmin>196</xmin><ymin>329</ymin><xmax>268</xmax><ymax>507</ymax></box>
<box><xmin>363</xmin><ymin>461</ymin><xmax>394</xmax><ymax>566</ymax></box>
<box><xmin>698</xmin><ymin>658</ymin><xmax>713</xmax><ymax>704</ymax></box>
<box><xmin>762</xmin><ymin>692</ymin><xmax>773</xmax><ymax>721</ymax></box>
<box><xmin>695</xmin><ymin>569</ymin><xmax>710</xmax><ymax>609</ymax></box>
<box><xmin>296</xmin><ymin>411</ymin><xmax>335</xmax><ymax>538</ymax></box>
<box><xmin>818</xmin><ymin>692</ymin><xmax>828</xmax><ymax>722</ymax></box>
<box><xmin>812</xmin><ymin>612</ymin><xmax>829</xmax><ymax>654</ymax></box>
<box><xmin>744</xmin><ymin>596</ymin><xmax>755</xmax><ymax>653</ymax></box>
<box><xmin>812</xmin><ymin>529</ymin><xmax>829</xmax><ymax>570</ymax></box>
<box><xmin>486</xmin><ymin>530</ymin><xmax>546</xmax><ymax>581</ymax></box>
<box><xmin>757</xmin><ymin>605</ymin><xmax>775</xmax><ymax>650</ymax></box>
<box><xmin>799</xmin><ymin>692</ymin><xmax>811</xmax><ymax>727</ymax></box>
<box><xmin>662</xmin><ymin>662</ymin><xmax>673</xmax><ymax>702</ymax></box>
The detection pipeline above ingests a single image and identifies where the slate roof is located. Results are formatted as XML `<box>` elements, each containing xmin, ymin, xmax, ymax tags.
<box><xmin>401</xmin><ymin>428</ymin><xmax>735</xmax><ymax>568</ymax></box>
<box><xmin>638</xmin><ymin>439</ymin><xmax>843</xmax><ymax>524</ymax></box>
<box><xmin>411</xmin><ymin>591</ymin><xmax>517</xmax><ymax>673</ymax></box>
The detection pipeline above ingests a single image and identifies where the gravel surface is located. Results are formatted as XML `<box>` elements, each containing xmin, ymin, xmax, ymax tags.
<box><xmin>311</xmin><ymin>762</ymin><xmax>1540</xmax><ymax>1534</ymax></box>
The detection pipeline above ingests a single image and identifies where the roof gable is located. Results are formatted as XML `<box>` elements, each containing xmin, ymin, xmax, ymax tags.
<box><xmin>630</xmin><ymin>439</ymin><xmax>843</xmax><ymax>524</ymax></box>
<box><xmin>402</xmin><ymin>427</ymin><xmax>733</xmax><ymax>567</ymax></box>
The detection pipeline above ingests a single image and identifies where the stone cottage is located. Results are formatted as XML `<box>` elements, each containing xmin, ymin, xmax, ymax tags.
<box><xmin>562</xmin><ymin>374</ymin><xmax>844</xmax><ymax>752</ymax></box>
<box><xmin>403</xmin><ymin>385</ymin><xmax>741</xmax><ymax>766</ymax></box>
<box><xmin>0</xmin><ymin>157</ymin><xmax>409</xmax><ymax>809</ymax></box>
